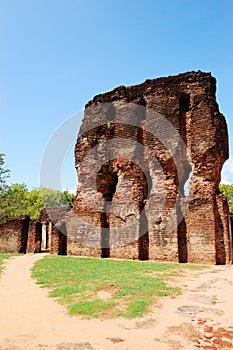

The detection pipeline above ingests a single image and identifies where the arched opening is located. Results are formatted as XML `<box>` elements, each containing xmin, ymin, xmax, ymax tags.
<box><xmin>96</xmin><ymin>162</ymin><xmax>118</xmax><ymax>258</ymax></box>
<box><xmin>220</xmin><ymin>158</ymin><xmax>233</xmax><ymax>185</ymax></box>
<box><xmin>96</xmin><ymin>161</ymin><xmax>150</xmax><ymax>260</ymax></box>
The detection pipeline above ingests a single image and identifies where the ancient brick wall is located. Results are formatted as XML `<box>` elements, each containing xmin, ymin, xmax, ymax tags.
<box><xmin>27</xmin><ymin>207</ymin><xmax>70</xmax><ymax>255</ymax></box>
<box><xmin>0</xmin><ymin>207</ymin><xmax>70</xmax><ymax>255</ymax></box>
<box><xmin>26</xmin><ymin>220</ymin><xmax>42</xmax><ymax>253</ymax></box>
<box><xmin>39</xmin><ymin>206</ymin><xmax>71</xmax><ymax>224</ymax></box>
<box><xmin>40</xmin><ymin>207</ymin><xmax>70</xmax><ymax>255</ymax></box>
<box><xmin>67</xmin><ymin>71</ymin><xmax>230</xmax><ymax>264</ymax></box>
<box><xmin>50</xmin><ymin>220</ymin><xmax>67</xmax><ymax>255</ymax></box>
<box><xmin>0</xmin><ymin>215</ymin><xmax>30</xmax><ymax>253</ymax></box>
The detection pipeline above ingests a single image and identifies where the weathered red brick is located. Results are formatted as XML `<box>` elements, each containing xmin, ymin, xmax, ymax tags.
<box><xmin>67</xmin><ymin>71</ymin><xmax>230</xmax><ymax>263</ymax></box>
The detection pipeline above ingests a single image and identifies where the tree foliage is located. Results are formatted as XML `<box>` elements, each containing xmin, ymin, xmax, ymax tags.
<box><xmin>219</xmin><ymin>184</ymin><xmax>233</xmax><ymax>213</ymax></box>
<box><xmin>0</xmin><ymin>153</ymin><xmax>75</xmax><ymax>224</ymax></box>
<box><xmin>0</xmin><ymin>185</ymin><xmax>75</xmax><ymax>224</ymax></box>
<box><xmin>0</xmin><ymin>154</ymin><xmax>10</xmax><ymax>194</ymax></box>
<box><xmin>0</xmin><ymin>183</ymin><xmax>28</xmax><ymax>223</ymax></box>
<box><xmin>63</xmin><ymin>190</ymin><xmax>76</xmax><ymax>207</ymax></box>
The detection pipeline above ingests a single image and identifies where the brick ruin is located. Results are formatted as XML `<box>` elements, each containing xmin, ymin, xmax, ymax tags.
<box><xmin>0</xmin><ymin>72</ymin><xmax>231</xmax><ymax>264</ymax></box>
<box><xmin>26</xmin><ymin>206</ymin><xmax>70</xmax><ymax>255</ymax></box>
<box><xmin>66</xmin><ymin>71</ymin><xmax>231</xmax><ymax>264</ymax></box>
<box><xmin>48</xmin><ymin>207</ymin><xmax>69</xmax><ymax>255</ymax></box>
<box><xmin>0</xmin><ymin>215</ymin><xmax>30</xmax><ymax>253</ymax></box>
<box><xmin>0</xmin><ymin>207</ymin><xmax>70</xmax><ymax>255</ymax></box>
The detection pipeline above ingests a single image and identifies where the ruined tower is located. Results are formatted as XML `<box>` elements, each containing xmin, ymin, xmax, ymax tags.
<box><xmin>66</xmin><ymin>71</ymin><xmax>231</xmax><ymax>264</ymax></box>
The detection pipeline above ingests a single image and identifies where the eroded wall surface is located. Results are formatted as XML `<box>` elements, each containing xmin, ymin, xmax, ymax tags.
<box><xmin>0</xmin><ymin>215</ymin><xmax>30</xmax><ymax>253</ymax></box>
<box><xmin>66</xmin><ymin>71</ymin><xmax>230</xmax><ymax>263</ymax></box>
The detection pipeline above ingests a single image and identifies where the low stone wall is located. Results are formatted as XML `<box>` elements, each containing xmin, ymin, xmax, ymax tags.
<box><xmin>0</xmin><ymin>215</ymin><xmax>30</xmax><ymax>253</ymax></box>
<box><xmin>0</xmin><ymin>206</ymin><xmax>71</xmax><ymax>255</ymax></box>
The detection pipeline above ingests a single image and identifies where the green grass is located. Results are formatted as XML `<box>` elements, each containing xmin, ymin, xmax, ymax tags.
<box><xmin>32</xmin><ymin>256</ymin><xmax>204</xmax><ymax>319</ymax></box>
<box><xmin>0</xmin><ymin>253</ymin><xmax>15</xmax><ymax>275</ymax></box>
<box><xmin>212</xmin><ymin>295</ymin><xmax>218</xmax><ymax>305</ymax></box>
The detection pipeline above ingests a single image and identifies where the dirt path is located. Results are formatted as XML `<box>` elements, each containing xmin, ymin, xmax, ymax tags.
<box><xmin>0</xmin><ymin>254</ymin><xmax>233</xmax><ymax>350</ymax></box>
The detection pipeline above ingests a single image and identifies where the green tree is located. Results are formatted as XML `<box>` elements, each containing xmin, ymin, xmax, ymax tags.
<box><xmin>25</xmin><ymin>187</ymin><xmax>72</xmax><ymax>219</ymax></box>
<box><xmin>1</xmin><ymin>186</ymin><xmax>75</xmax><ymax>223</ymax></box>
<box><xmin>219</xmin><ymin>184</ymin><xmax>233</xmax><ymax>213</ymax></box>
<box><xmin>23</xmin><ymin>187</ymin><xmax>73</xmax><ymax>220</ymax></box>
<box><xmin>0</xmin><ymin>154</ymin><xmax>10</xmax><ymax>194</ymax></box>
<box><xmin>0</xmin><ymin>157</ymin><xmax>74</xmax><ymax>223</ymax></box>
<box><xmin>63</xmin><ymin>190</ymin><xmax>75</xmax><ymax>207</ymax></box>
<box><xmin>0</xmin><ymin>183</ymin><xmax>28</xmax><ymax>223</ymax></box>
<box><xmin>39</xmin><ymin>187</ymin><xmax>68</xmax><ymax>207</ymax></box>
<box><xmin>24</xmin><ymin>188</ymin><xmax>44</xmax><ymax>219</ymax></box>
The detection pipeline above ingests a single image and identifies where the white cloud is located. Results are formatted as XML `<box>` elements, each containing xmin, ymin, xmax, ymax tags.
<box><xmin>221</xmin><ymin>157</ymin><xmax>233</xmax><ymax>184</ymax></box>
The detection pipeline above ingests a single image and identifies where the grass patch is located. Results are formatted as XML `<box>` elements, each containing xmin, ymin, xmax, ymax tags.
<box><xmin>0</xmin><ymin>253</ymin><xmax>15</xmax><ymax>275</ymax></box>
<box><xmin>32</xmin><ymin>256</ymin><xmax>203</xmax><ymax>319</ymax></box>
<box><xmin>69</xmin><ymin>299</ymin><xmax>117</xmax><ymax>317</ymax></box>
<box><xmin>212</xmin><ymin>295</ymin><xmax>218</xmax><ymax>305</ymax></box>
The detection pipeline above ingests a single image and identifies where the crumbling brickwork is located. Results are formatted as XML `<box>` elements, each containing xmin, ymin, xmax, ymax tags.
<box><xmin>26</xmin><ymin>207</ymin><xmax>70</xmax><ymax>255</ymax></box>
<box><xmin>50</xmin><ymin>221</ymin><xmax>67</xmax><ymax>255</ymax></box>
<box><xmin>0</xmin><ymin>207</ymin><xmax>69</xmax><ymax>255</ymax></box>
<box><xmin>0</xmin><ymin>215</ymin><xmax>30</xmax><ymax>253</ymax></box>
<box><xmin>66</xmin><ymin>71</ymin><xmax>231</xmax><ymax>264</ymax></box>
<box><xmin>26</xmin><ymin>220</ymin><xmax>42</xmax><ymax>253</ymax></box>
<box><xmin>39</xmin><ymin>206</ymin><xmax>69</xmax><ymax>255</ymax></box>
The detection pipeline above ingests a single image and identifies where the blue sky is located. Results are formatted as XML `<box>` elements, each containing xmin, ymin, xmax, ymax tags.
<box><xmin>1</xmin><ymin>0</ymin><xmax>233</xmax><ymax>191</ymax></box>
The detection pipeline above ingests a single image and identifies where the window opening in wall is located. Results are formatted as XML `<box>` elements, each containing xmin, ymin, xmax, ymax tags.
<box><xmin>180</xmin><ymin>93</ymin><xmax>190</xmax><ymax>113</ymax></box>
<box><xmin>137</xmin><ymin>97</ymin><xmax>146</xmax><ymax>121</ymax></box>
<box><xmin>144</xmin><ymin>170</ymin><xmax>152</xmax><ymax>197</ymax></box>
<box><xmin>106</xmin><ymin>103</ymin><xmax>116</xmax><ymax>121</ymax></box>
<box><xmin>183</xmin><ymin>169</ymin><xmax>193</xmax><ymax>197</ymax></box>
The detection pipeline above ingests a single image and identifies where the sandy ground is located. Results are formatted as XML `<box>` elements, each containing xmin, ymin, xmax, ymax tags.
<box><xmin>0</xmin><ymin>254</ymin><xmax>233</xmax><ymax>350</ymax></box>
